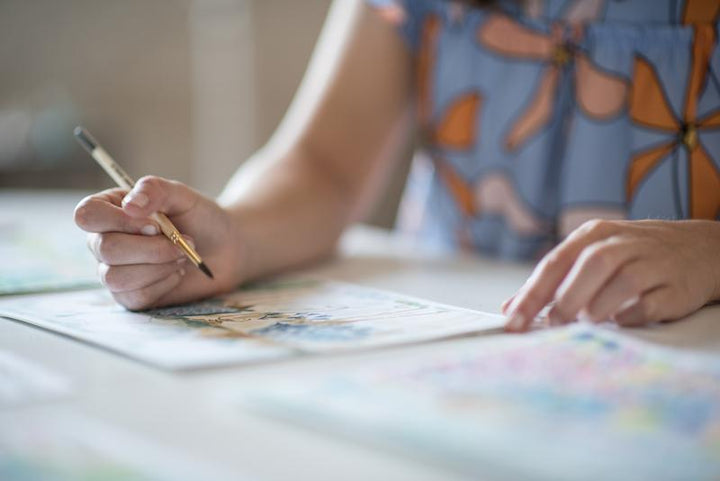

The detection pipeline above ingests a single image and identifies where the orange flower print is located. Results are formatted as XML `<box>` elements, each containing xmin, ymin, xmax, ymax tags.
<box><xmin>418</xmin><ymin>11</ymin><xmax>546</xmax><ymax>236</ymax></box>
<box><xmin>432</xmin><ymin>92</ymin><xmax>482</xmax><ymax>150</ymax></box>
<box><xmin>627</xmin><ymin>27</ymin><xmax>720</xmax><ymax>219</ymax></box>
<box><xmin>418</xmin><ymin>14</ymin><xmax>483</xmax><ymax>150</ymax></box>
<box><xmin>434</xmin><ymin>159</ymin><xmax>549</xmax><ymax>236</ymax></box>
<box><xmin>682</xmin><ymin>0</ymin><xmax>720</xmax><ymax>25</ymax></box>
<box><xmin>477</xmin><ymin>13</ymin><xmax>628</xmax><ymax>151</ymax></box>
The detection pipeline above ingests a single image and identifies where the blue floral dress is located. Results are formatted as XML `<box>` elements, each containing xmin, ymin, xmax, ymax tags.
<box><xmin>368</xmin><ymin>0</ymin><xmax>720</xmax><ymax>259</ymax></box>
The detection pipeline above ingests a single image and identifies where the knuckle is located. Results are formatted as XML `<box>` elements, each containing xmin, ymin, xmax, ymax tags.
<box><xmin>580</xmin><ymin>219</ymin><xmax>607</xmax><ymax>235</ymax></box>
<box><xmin>94</xmin><ymin>234</ymin><xmax>117</xmax><ymax>263</ymax></box>
<box><xmin>137</xmin><ymin>175</ymin><xmax>166</xmax><ymax>193</ymax></box>
<box><xmin>578</xmin><ymin>218</ymin><xmax>621</xmax><ymax>239</ymax></box>
<box><xmin>582</xmin><ymin>244</ymin><xmax>616</xmax><ymax>271</ymax></box>
<box><xmin>99</xmin><ymin>265</ymin><xmax>123</xmax><ymax>291</ymax></box>
<box><xmin>539</xmin><ymin>251</ymin><xmax>563</xmax><ymax>272</ymax></box>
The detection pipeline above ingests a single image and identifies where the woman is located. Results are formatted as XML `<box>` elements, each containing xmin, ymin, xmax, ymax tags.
<box><xmin>74</xmin><ymin>0</ymin><xmax>720</xmax><ymax>332</ymax></box>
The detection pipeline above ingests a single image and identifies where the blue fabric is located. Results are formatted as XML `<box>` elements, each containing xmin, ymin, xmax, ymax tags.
<box><xmin>367</xmin><ymin>0</ymin><xmax>720</xmax><ymax>259</ymax></box>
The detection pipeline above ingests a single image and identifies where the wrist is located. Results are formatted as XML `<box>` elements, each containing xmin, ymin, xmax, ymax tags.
<box><xmin>687</xmin><ymin>219</ymin><xmax>720</xmax><ymax>303</ymax></box>
<box><xmin>222</xmin><ymin>203</ymin><xmax>256</xmax><ymax>288</ymax></box>
<box><xmin>707</xmin><ymin>221</ymin><xmax>720</xmax><ymax>303</ymax></box>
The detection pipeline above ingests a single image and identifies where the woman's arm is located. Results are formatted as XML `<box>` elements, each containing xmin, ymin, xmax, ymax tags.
<box><xmin>74</xmin><ymin>0</ymin><xmax>415</xmax><ymax>309</ymax></box>
<box><xmin>218</xmin><ymin>0</ymin><xmax>414</xmax><ymax>281</ymax></box>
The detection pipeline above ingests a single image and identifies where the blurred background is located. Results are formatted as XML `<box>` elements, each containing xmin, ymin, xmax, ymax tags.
<box><xmin>0</xmin><ymin>0</ymin><xmax>409</xmax><ymax>227</ymax></box>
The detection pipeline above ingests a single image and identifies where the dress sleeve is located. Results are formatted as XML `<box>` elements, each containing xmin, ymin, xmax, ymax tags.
<box><xmin>365</xmin><ymin>0</ymin><xmax>435</xmax><ymax>53</ymax></box>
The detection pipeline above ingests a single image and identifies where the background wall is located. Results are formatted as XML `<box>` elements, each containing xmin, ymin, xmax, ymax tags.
<box><xmin>0</xmin><ymin>0</ymin><xmax>195</xmax><ymax>188</ymax></box>
<box><xmin>0</xmin><ymin>0</ymin><xmax>408</xmax><ymax>227</ymax></box>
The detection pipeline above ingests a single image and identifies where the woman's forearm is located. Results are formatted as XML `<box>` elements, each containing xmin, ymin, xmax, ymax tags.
<box><xmin>218</xmin><ymin>145</ymin><xmax>358</xmax><ymax>284</ymax></box>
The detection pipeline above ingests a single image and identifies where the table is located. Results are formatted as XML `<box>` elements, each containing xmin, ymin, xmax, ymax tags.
<box><xmin>1</xmin><ymin>190</ymin><xmax>719</xmax><ymax>481</ymax></box>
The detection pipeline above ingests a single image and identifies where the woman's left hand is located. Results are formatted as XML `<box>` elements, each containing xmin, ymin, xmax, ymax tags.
<box><xmin>503</xmin><ymin>219</ymin><xmax>720</xmax><ymax>332</ymax></box>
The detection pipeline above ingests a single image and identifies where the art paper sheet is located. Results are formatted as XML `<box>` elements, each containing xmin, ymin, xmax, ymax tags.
<box><xmin>241</xmin><ymin>324</ymin><xmax>720</xmax><ymax>481</ymax></box>
<box><xmin>0</xmin><ymin>279</ymin><xmax>504</xmax><ymax>370</ymax></box>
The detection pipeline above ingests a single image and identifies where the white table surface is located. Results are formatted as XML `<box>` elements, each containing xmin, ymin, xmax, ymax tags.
<box><xmin>1</xmin><ymin>190</ymin><xmax>719</xmax><ymax>481</ymax></box>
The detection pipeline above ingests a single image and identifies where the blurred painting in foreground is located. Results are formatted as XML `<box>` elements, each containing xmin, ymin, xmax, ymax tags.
<box><xmin>0</xmin><ymin>411</ymin><xmax>240</xmax><ymax>481</ymax></box>
<box><xmin>242</xmin><ymin>324</ymin><xmax>720</xmax><ymax>481</ymax></box>
<box><xmin>0</xmin><ymin>190</ymin><xmax>98</xmax><ymax>295</ymax></box>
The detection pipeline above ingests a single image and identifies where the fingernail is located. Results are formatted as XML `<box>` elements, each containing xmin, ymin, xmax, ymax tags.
<box><xmin>505</xmin><ymin>313</ymin><xmax>526</xmax><ymax>332</ymax></box>
<box><xmin>176</xmin><ymin>257</ymin><xmax>188</xmax><ymax>264</ymax></box>
<box><xmin>123</xmin><ymin>192</ymin><xmax>149</xmax><ymax>208</ymax></box>
<box><xmin>141</xmin><ymin>224</ymin><xmax>158</xmax><ymax>236</ymax></box>
<box><xmin>178</xmin><ymin>268</ymin><xmax>186</xmax><ymax>277</ymax></box>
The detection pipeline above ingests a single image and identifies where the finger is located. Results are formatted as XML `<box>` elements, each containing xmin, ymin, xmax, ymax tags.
<box><xmin>548</xmin><ymin>238</ymin><xmax>640</xmax><ymax>325</ymax></box>
<box><xmin>75</xmin><ymin>190</ymin><xmax>158</xmax><ymax>235</ymax></box>
<box><xmin>501</xmin><ymin>295</ymin><xmax>515</xmax><ymax>315</ymax></box>
<box><xmin>505</xmin><ymin>219</ymin><xmax>620</xmax><ymax>332</ymax></box>
<box><xmin>98</xmin><ymin>259</ymin><xmax>187</xmax><ymax>293</ymax></box>
<box><xmin>121</xmin><ymin>175</ymin><xmax>199</xmax><ymax>219</ymax></box>
<box><xmin>88</xmin><ymin>232</ymin><xmax>186</xmax><ymax>265</ymax></box>
<box><xmin>612</xmin><ymin>286</ymin><xmax>675</xmax><ymax>327</ymax></box>
<box><xmin>81</xmin><ymin>187</ymin><xmax>128</xmax><ymax>207</ymax></box>
<box><xmin>113</xmin><ymin>270</ymin><xmax>186</xmax><ymax>311</ymax></box>
<box><xmin>584</xmin><ymin>260</ymin><xmax>663</xmax><ymax>322</ymax></box>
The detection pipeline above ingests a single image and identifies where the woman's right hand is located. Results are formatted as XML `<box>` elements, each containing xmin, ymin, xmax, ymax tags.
<box><xmin>74</xmin><ymin>175</ymin><xmax>243</xmax><ymax>310</ymax></box>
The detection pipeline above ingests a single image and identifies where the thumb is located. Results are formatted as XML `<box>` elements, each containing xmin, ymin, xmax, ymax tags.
<box><xmin>121</xmin><ymin>176</ymin><xmax>199</xmax><ymax>219</ymax></box>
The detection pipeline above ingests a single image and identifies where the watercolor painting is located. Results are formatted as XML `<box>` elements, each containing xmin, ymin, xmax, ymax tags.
<box><xmin>243</xmin><ymin>324</ymin><xmax>720</xmax><ymax>481</ymax></box>
<box><xmin>0</xmin><ymin>219</ymin><xmax>98</xmax><ymax>295</ymax></box>
<box><xmin>145</xmin><ymin>279</ymin><xmax>502</xmax><ymax>351</ymax></box>
<box><xmin>0</xmin><ymin>279</ymin><xmax>503</xmax><ymax>369</ymax></box>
